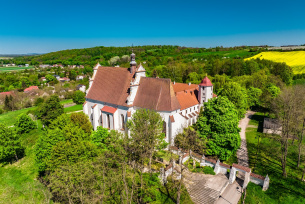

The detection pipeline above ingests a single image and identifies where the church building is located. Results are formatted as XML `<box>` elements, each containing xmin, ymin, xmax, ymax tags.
<box><xmin>83</xmin><ymin>53</ymin><xmax>216</xmax><ymax>146</ymax></box>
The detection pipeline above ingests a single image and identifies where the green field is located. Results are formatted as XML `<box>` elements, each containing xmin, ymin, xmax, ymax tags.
<box><xmin>190</xmin><ymin>49</ymin><xmax>259</xmax><ymax>59</ymax></box>
<box><xmin>64</xmin><ymin>104</ymin><xmax>83</xmax><ymax>113</ymax></box>
<box><xmin>0</xmin><ymin>120</ymin><xmax>52</xmax><ymax>203</ymax></box>
<box><xmin>0</xmin><ymin>99</ymin><xmax>79</xmax><ymax>126</ymax></box>
<box><xmin>0</xmin><ymin>66</ymin><xmax>34</xmax><ymax>72</ymax></box>
<box><xmin>244</xmin><ymin>113</ymin><xmax>305</xmax><ymax>203</ymax></box>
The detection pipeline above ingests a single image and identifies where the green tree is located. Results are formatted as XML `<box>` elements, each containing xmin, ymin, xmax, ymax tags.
<box><xmin>127</xmin><ymin>109</ymin><xmax>167</xmax><ymax>172</ymax></box>
<box><xmin>35</xmin><ymin>123</ymin><xmax>97</xmax><ymax>173</ymax></box>
<box><xmin>219</xmin><ymin>82</ymin><xmax>248</xmax><ymax>118</ymax></box>
<box><xmin>45</xmin><ymin>74</ymin><xmax>56</xmax><ymax>82</ymax></box>
<box><xmin>70</xmin><ymin>112</ymin><xmax>92</xmax><ymax>135</ymax></box>
<box><xmin>39</xmin><ymin>95</ymin><xmax>64</xmax><ymax>126</ymax></box>
<box><xmin>197</xmin><ymin>96</ymin><xmax>241</xmax><ymax>160</ymax></box>
<box><xmin>72</xmin><ymin>90</ymin><xmax>85</xmax><ymax>105</ymax></box>
<box><xmin>247</xmin><ymin>87</ymin><xmax>262</xmax><ymax>108</ymax></box>
<box><xmin>91</xmin><ymin>126</ymin><xmax>109</xmax><ymax>149</ymax></box>
<box><xmin>14</xmin><ymin>113</ymin><xmax>36</xmax><ymax>134</ymax></box>
<box><xmin>0</xmin><ymin>124</ymin><xmax>24</xmax><ymax>163</ymax></box>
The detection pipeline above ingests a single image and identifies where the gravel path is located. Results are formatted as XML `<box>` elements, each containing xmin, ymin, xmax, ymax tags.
<box><xmin>237</xmin><ymin>111</ymin><xmax>255</xmax><ymax>167</ymax></box>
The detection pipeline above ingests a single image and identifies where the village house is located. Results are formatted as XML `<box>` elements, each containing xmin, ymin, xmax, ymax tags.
<box><xmin>59</xmin><ymin>77</ymin><xmax>70</xmax><ymax>82</ymax></box>
<box><xmin>76</xmin><ymin>84</ymin><xmax>86</xmax><ymax>92</ymax></box>
<box><xmin>83</xmin><ymin>53</ymin><xmax>215</xmax><ymax>146</ymax></box>
<box><xmin>76</xmin><ymin>75</ymin><xmax>85</xmax><ymax>80</ymax></box>
<box><xmin>24</xmin><ymin>86</ymin><xmax>39</xmax><ymax>93</ymax></box>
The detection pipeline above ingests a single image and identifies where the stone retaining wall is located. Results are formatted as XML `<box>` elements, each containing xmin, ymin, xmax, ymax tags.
<box><xmin>167</xmin><ymin>146</ymin><xmax>270</xmax><ymax>191</ymax></box>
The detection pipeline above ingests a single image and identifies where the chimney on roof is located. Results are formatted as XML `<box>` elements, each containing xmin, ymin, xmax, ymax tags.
<box><xmin>173</xmin><ymin>81</ymin><xmax>175</xmax><ymax>84</ymax></box>
<box><xmin>188</xmin><ymin>82</ymin><xmax>191</xmax><ymax>86</ymax></box>
<box><xmin>130</xmin><ymin>52</ymin><xmax>136</xmax><ymax>74</ymax></box>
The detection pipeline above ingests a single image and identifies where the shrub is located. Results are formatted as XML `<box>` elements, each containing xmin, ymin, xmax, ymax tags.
<box><xmin>34</xmin><ymin>97</ymin><xmax>44</xmax><ymax>106</ymax></box>
<box><xmin>14</xmin><ymin>113</ymin><xmax>36</xmax><ymax>134</ymax></box>
<box><xmin>72</xmin><ymin>90</ymin><xmax>85</xmax><ymax>104</ymax></box>
<box><xmin>203</xmin><ymin>166</ymin><xmax>215</xmax><ymax>175</ymax></box>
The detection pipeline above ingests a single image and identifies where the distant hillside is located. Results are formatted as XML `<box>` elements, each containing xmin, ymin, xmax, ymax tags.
<box><xmin>246</xmin><ymin>51</ymin><xmax>305</xmax><ymax>74</ymax></box>
<box><xmin>4</xmin><ymin>45</ymin><xmax>260</xmax><ymax>67</ymax></box>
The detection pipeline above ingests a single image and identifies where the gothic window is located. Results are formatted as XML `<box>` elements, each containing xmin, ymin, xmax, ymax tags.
<box><xmin>100</xmin><ymin>112</ymin><xmax>103</xmax><ymax>126</ymax></box>
<box><xmin>121</xmin><ymin>114</ymin><xmax>125</xmax><ymax>130</ymax></box>
<box><xmin>107</xmin><ymin>114</ymin><xmax>111</xmax><ymax>129</ymax></box>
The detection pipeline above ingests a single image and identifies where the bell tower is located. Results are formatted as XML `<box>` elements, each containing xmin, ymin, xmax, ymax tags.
<box><xmin>198</xmin><ymin>76</ymin><xmax>213</xmax><ymax>105</ymax></box>
<box><xmin>130</xmin><ymin>52</ymin><xmax>137</xmax><ymax>74</ymax></box>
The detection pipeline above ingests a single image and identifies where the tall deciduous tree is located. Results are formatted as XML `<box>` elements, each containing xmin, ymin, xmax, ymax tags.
<box><xmin>197</xmin><ymin>96</ymin><xmax>241</xmax><ymax>160</ymax></box>
<box><xmin>0</xmin><ymin>124</ymin><xmax>24</xmax><ymax>163</ymax></box>
<box><xmin>219</xmin><ymin>82</ymin><xmax>248</xmax><ymax>118</ymax></box>
<box><xmin>127</xmin><ymin>109</ymin><xmax>167</xmax><ymax>172</ymax></box>
<box><xmin>272</xmin><ymin>86</ymin><xmax>304</xmax><ymax>177</ymax></box>
<box><xmin>39</xmin><ymin>95</ymin><xmax>64</xmax><ymax>126</ymax></box>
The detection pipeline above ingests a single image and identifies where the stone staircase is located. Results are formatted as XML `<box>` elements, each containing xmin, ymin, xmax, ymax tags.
<box><xmin>183</xmin><ymin>170</ymin><xmax>230</xmax><ymax>204</ymax></box>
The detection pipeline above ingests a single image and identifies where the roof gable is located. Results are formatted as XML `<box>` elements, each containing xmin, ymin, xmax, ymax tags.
<box><xmin>133</xmin><ymin>78</ymin><xmax>181</xmax><ymax>111</ymax></box>
<box><xmin>86</xmin><ymin>66</ymin><xmax>132</xmax><ymax>106</ymax></box>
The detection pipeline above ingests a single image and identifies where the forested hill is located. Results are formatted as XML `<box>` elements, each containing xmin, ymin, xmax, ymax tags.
<box><xmin>8</xmin><ymin>45</ymin><xmax>261</xmax><ymax>67</ymax></box>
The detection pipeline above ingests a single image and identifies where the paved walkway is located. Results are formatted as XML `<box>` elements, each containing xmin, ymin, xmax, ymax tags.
<box><xmin>237</xmin><ymin>111</ymin><xmax>255</xmax><ymax>167</ymax></box>
<box><xmin>183</xmin><ymin>170</ymin><xmax>229</xmax><ymax>204</ymax></box>
<box><xmin>215</xmin><ymin>180</ymin><xmax>243</xmax><ymax>204</ymax></box>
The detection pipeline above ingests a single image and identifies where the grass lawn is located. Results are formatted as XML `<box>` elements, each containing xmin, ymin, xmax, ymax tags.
<box><xmin>0</xmin><ymin>120</ymin><xmax>52</xmax><ymax>203</ymax></box>
<box><xmin>244</xmin><ymin>112</ymin><xmax>305</xmax><ymax>203</ymax></box>
<box><xmin>0</xmin><ymin>99</ymin><xmax>80</xmax><ymax>126</ymax></box>
<box><xmin>0</xmin><ymin>107</ymin><xmax>36</xmax><ymax>126</ymax></box>
<box><xmin>0</xmin><ymin>66</ymin><xmax>34</xmax><ymax>72</ymax></box>
<box><xmin>64</xmin><ymin>104</ymin><xmax>83</xmax><ymax>113</ymax></box>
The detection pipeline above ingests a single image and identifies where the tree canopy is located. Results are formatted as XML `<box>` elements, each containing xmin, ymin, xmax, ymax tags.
<box><xmin>196</xmin><ymin>96</ymin><xmax>241</xmax><ymax>160</ymax></box>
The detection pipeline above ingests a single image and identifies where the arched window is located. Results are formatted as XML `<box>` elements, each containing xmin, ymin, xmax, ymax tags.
<box><xmin>121</xmin><ymin>114</ymin><xmax>125</xmax><ymax>130</ymax></box>
<box><xmin>107</xmin><ymin>114</ymin><xmax>111</xmax><ymax>129</ymax></box>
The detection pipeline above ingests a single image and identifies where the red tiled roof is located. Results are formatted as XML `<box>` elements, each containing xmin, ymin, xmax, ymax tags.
<box><xmin>169</xmin><ymin>115</ymin><xmax>175</xmax><ymax>123</ymax></box>
<box><xmin>101</xmin><ymin>106</ymin><xmax>117</xmax><ymax>114</ymax></box>
<box><xmin>127</xmin><ymin>111</ymin><xmax>131</xmax><ymax>117</ymax></box>
<box><xmin>250</xmin><ymin>173</ymin><xmax>265</xmax><ymax>180</ymax></box>
<box><xmin>86</xmin><ymin>66</ymin><xmax>132</xmax><ymax>106</ymax></box>
<box><xmin>182</xmin><ymin>153</ymin><xmax>189</xmax><ymax>159</ymax></box>
<box><xmin>199</xmin><ymin>76</ymin><xmax>213</xmax><ymax>87</ymax></box>
<box><xmin>170</xmin><ymin>146</ymin><xmax>178</xmax><ymax>151</ymax></box>
<box><xmin>133</xmin><ymin>78</ymin><xmax>181</xmax><ymax>111</ymax></box>
<box><xmin>219</xmin><ymin>162</ymin><xmax>231</xmax><ymax>168</ymax></box>
<box><xmin>24</xmin><ymin>86</ymin><xmax>39</xmax><ymax>92</ymax></box>
<box><xmin>213</xmin><ymin>93</ymin><xmax>217</xmax><ymax>98</ymax></box>
<box><xmin>205</xmin><ymin>157</ymin><xmax>217</xmax><ymax>164</ymax></box>
<box><xmin>172</xmin><ymin>82</ymin><xmax>198</xmax><ymax>93</ymax></box>
<box><xmin>191</xmin><ymin>152</ymin><xmax>202</xmax><ymax>160</ymax></box>
<box><xmin>196</xmin><ymin>111</ymin><xmax>199</xmax><ymax>114</ymax></box>
<box><xmin>92</xmin><ymin>104</ymin><xmax>97</xmax><ymax>109</ymax></box>
<box><xmin>175</xmin><ymin>91</ymin><xmax>199</xmax><ymax>110</ymax></box>
<box><xmin>0</xmin><ymin>92</ymin><xmax>12</xmax><ymax>96</ymax></box>
<box><xmin>192</xmin><ymin>113</ymin><xmax>196</xmax><ymax>117</ymax></box>
<box><xmin>232</xmin><ymin>163</ymin><xmax>251</xmax><ymax>173</ymax></box>
<box><xmin>180</xmin><ymin>113</ymin><xmax>189</xmax><ymax>120</ymax></box>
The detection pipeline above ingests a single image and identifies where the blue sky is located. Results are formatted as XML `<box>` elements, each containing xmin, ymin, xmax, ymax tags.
<box><xmin>1</xmin><ymin>0</ymin><xmax>305</xmax><ymax>54</ymax></box>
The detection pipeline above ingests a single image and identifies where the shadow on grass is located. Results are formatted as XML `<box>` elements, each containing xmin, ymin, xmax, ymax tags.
<box><xmin>249</xmin><ymin>114</ymin><xmax>264</xmax><ymax>133</ymax></box>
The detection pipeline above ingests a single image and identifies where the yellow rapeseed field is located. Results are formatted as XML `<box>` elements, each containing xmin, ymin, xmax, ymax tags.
<box><xmin>246</xmin><ymin>51</ymin><xmax>305</xmax><ymax>74</ymax></box>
